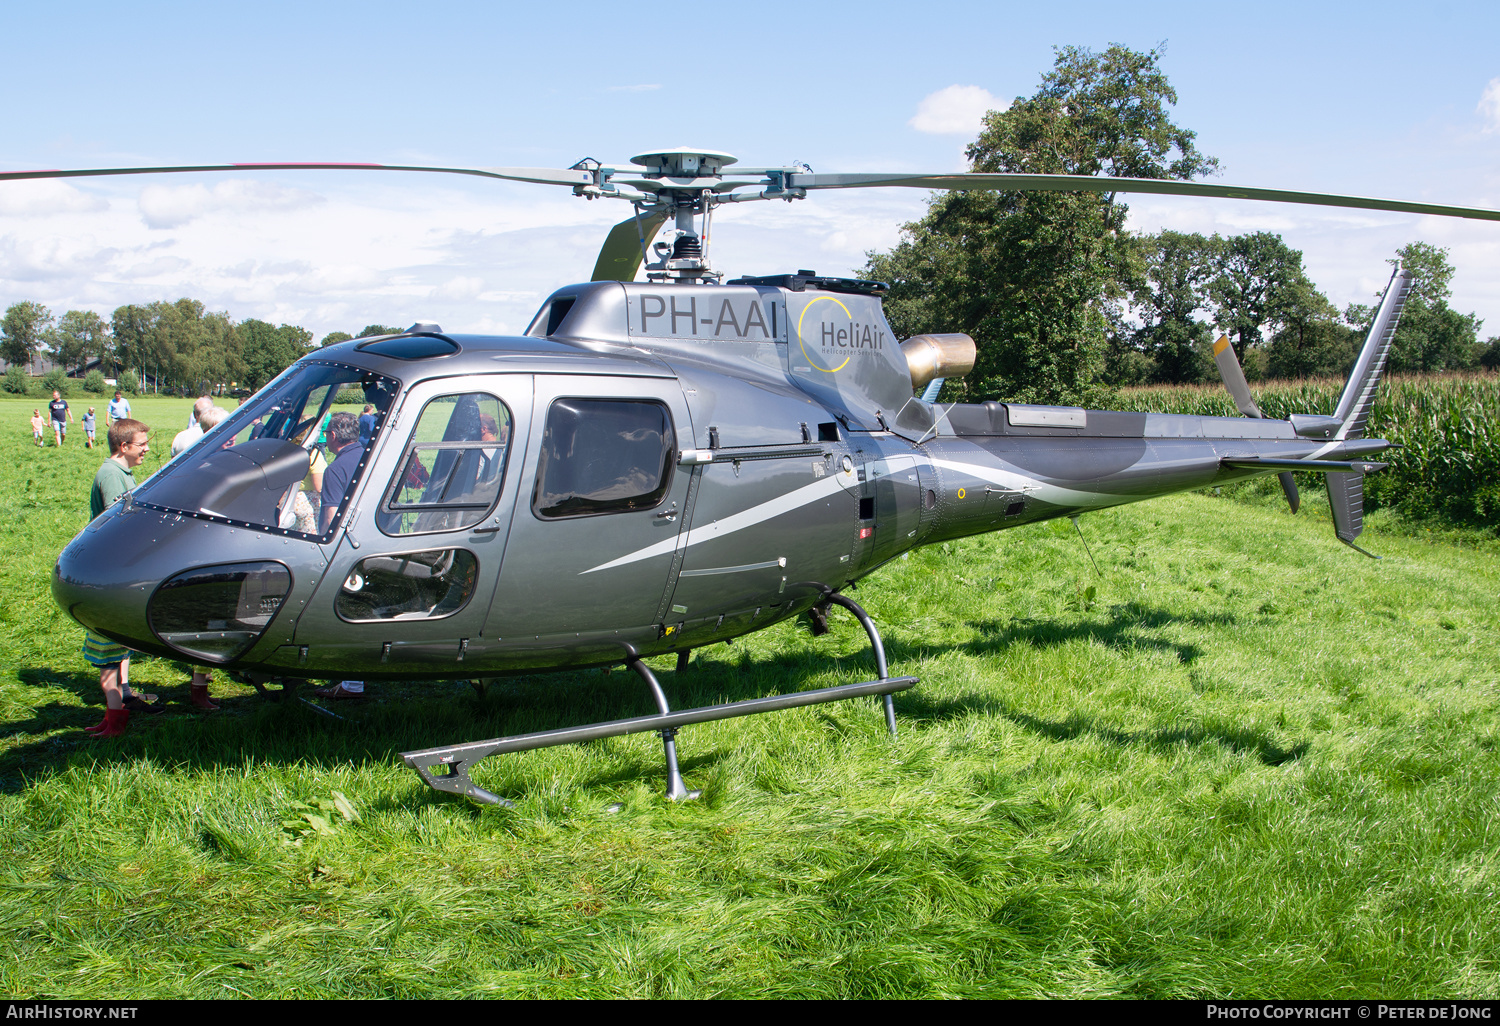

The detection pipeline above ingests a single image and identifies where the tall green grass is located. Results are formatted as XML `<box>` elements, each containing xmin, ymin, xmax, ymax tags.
<box><xmin>1117</xmin><ymin>373</ymin><xmax>1500</xmax><ymax>531</ymax></box>
<box><xmin>0</xmin><ymin>396</ymin><xmax>1496</xmax><ymax>998</ymax></box>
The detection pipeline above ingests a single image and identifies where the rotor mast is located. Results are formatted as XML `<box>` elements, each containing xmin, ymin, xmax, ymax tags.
<box><xmin>573</xmin><ymin>148</ymin><xmax>808</xmax><ymax>283</ymax></box>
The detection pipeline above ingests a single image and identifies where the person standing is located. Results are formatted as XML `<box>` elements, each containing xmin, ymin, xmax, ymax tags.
<box><xmin>107</xmin><ymin>390</ymin><xmax>131</xmax><ymax>425</ymax></box>
<box><xmin>30</xmin><ymin>409</ymin><xmax>45</xmax><ymax>446</ymax></box>
<box><xmin>315</xmin><ymin>411</ymin><xmax>368</xmax><ymax>701</ymax></box>
<box><xmin>82</xmin><ymin>407</ymin><xmax>97</xmax><ymax>449</ymax></box>
<box><xmin>48</xmin><ymin>390</ymin><xmax>72</xmax><ymax>447</ymax></box>
<box><xmin>358</xmin><ymin>404</ymin><xmax>377</xmax><ymax>448</ymax></box>
<box><xmin>82</xmin><ymin>418</ymin><xmax>155</xmax><ymax>737</ymax></box>
<box><xmin>171</xmin><ymin>396</ymin><xmax>216</xmax><ymax>456</ymax></box>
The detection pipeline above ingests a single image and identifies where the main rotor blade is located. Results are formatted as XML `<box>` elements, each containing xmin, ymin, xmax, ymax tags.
<box><xmin>0</xmin><ymin>162</ymin><xmax>593</xmax><ymax>188</ymax></box>
<box><xmin>784</xmin><ymin>171</ymin><xmax>1500</xmax><ymax>223</ymax></box>
<box><xmin>592</xmin><ymin>209</ymin><xmax>669</xmax><ymax>282</ymax></box>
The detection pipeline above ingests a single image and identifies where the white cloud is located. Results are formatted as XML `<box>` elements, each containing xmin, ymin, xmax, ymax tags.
<box><xmin>137</xmin><ymin>179</ymin><xmax>323</xmax><ymax>229</ymax></box>
<box><xmin>430</xmin><ymin>275</ymin><xmax>485</xmax><ymax>301</ymax></box>
<box><xmin>122</xmin><ymin>255</ymin><xmax>191</xmax><ymax>278</ymax></box>
<box><xmin>0</xmin><ymin>180</ymin><xmax>109</xmax><ymax>217</ymax></box>
<box><xmin>909</xmin><ymin>85</ymin><xmax>1001</xmax><ymax>136</ymax></box>
<box><xmin>1479</xmin><ymin>77</ymin><xmax>1500</xmax><ymax>133</ymax></box>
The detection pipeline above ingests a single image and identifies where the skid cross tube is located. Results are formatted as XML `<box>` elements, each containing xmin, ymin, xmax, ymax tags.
<box><xmin>402</xmin><ymin>674</ymin><xmax>918</xmax><ymax>805</ymax></box>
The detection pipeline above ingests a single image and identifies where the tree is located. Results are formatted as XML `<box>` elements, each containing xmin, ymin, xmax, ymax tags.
<box><xmin>110</xmin><ymin>304</ymin><xmax>153</xmax><ymax>387</ymax></box>
<box><xmin>356</xmin><ymin>325</ymin><xmax>403</xmax><ymax>338</ymax></box>
<box><xmin>321</xmin><ymin>331</ymin><xmax>353</xmax><ymax>347</ymax></box>
<box><xmin>1209</xmin><ymin>232</ymin><xmax>1313</xmax><ymax>364</ymax></box>
<box><xmin>1128</xmin><ymin>231</ymin><xmax>1218</xmax><ymax>384</ymax></box>
<box><xmin>239</xmin><ymin>319</ymin><xmax>312</xmax><ymax>389</ymax></box>
<box><xmin>2</xmin><ymin>302</ymin><xmax>54</xmax><ymax>373</ymax></box>
<box><xmin>1266</xmin><ymin>283</ymin><xmax>1358</xmax><ymax>379</ymax></box>
<box><xmin>1348</xmin><ymin>243</ymin><xmax>1484</xmax><ymax>373</ymax></box>
<box><xmin>1388</xmin><ymin>243</ymin><xmax>1482</xmax><ymax>372</ymax></box>
<box><xmin>49</xmin><ymin>310</ymin><xmax>109</xmax><ymax>377</ymax></box>
<box><xmin>866</xmin><ymin>44</ymin><xmax>1217</xmax><ymax>404</ymax></box>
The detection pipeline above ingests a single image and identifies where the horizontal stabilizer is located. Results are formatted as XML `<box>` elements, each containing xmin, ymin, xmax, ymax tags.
<box><xmin>1221</xmin><ymin>457</ymin><xmax>1387</xmax><ymax>474</ymax></box>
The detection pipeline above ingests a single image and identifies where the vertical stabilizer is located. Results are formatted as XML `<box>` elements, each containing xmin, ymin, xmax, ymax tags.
<box><xmin>1321</xmin><ymin>266</ymin><xmax>1412</xmax><ymax>557</ymax></box>
<box><xmin>1335</xmin><ymin>269</ymin><xmax>1412</xmax><ymax>440</ymax></box>
<box><xmin>1327</xmin><ymin>471</ymin><xmax>1379</xmax><ymax>558</ymax></box>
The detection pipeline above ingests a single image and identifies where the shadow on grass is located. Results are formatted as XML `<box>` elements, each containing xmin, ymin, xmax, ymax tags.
<box><xmin>958</xmin><ymin>603</ymin><xmax>1241</xmax><ymax>666</ymax></box>
<box><xmin>899</xmin><ymin>690</ymin><xmax>1307</xmax><ymax>766</ymax></box>
<box><xmin>0</xmin><ymin>600</ymin><xmax>1283</xmax><ymax>793</ymax></box>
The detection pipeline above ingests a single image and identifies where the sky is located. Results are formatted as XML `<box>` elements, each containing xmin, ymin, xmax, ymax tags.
<box><xmin>3</xmin><ymin>0</ymin><xmax>1499</xmax><ymax>344</ymax></box>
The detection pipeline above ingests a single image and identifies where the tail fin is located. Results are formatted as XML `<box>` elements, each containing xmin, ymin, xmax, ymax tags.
<box><xmin>1335</xmin><ymin>268</ymin><xmax>1412</xmax><ymax>440</ymax></box>
<box><xmin>1323</xmin><ymin>267</ymin><xmax>1413</xmax><ymax>557</ymax></box>
<box><xmin>1327</xmin><ymin>472</ymin><xmax>1378</xmax><ymax>558</ymax></box>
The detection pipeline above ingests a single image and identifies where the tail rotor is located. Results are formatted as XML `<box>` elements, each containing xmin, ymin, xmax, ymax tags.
<box><xmin>1212</xmin><ymin>335</ymin><xmax>1301</xmax><ymax>513</ymax></box>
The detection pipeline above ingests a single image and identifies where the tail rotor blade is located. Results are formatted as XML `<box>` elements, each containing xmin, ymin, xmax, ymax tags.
<box><xmin>1212</xmin><ymin>335</ymin><xmax>1262</xmax><ymax>418</ymax></box>
<box><xmin>1213</xmin><ymin>334</ymin><xmax>1300</xmax><ymax>513</ymax></box>
<box><xmin>1278</xmin><ymin>472</ymin><xmax>1301</xmax><ymax>514</ymax></box>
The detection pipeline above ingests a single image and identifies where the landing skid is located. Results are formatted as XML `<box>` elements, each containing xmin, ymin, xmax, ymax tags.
<box><xmin>402</xmin><ymin>594</ymin><xmax>914</xmax><ymax>805</ymax></box>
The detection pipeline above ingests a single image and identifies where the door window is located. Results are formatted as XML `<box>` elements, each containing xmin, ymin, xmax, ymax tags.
<box><xmin>378</xmin><ymin>393</ymin><xmax>511</xmax><ymax>535</ymax></box>
<box><xmin>531</xmin><ymin>398</ymin><xmax>675</xmax><ymax>519</ymax></box>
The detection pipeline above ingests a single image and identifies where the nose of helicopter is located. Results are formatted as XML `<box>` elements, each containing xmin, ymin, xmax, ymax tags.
<box><xmin>53</xmin><ymin>499</ymin><xmax>293</xmax><ymax>665</ymax></box>
<box><xmin>54</xmin><ymin>500</ymin><xmax>166</xmax><ymax>652</ymax></box>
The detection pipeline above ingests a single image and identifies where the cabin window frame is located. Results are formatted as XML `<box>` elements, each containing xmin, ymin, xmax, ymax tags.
<box><xmin>376</xmin><ymin>390</ymin><xmax>514</xmax><ymax>537</ymax></box>
<box><xmin>530</xmin><ymin>397</ymin><xmax>676</xmax><ymax>520</ymax></box>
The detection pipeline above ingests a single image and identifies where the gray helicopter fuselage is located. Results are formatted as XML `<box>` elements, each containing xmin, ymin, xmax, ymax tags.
<box><xmin>52</xmin><ymin>278</ymin><xmax>1383</xmax><ymax>682</ymax></box>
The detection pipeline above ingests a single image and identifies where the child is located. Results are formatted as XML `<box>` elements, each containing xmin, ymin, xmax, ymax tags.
<box><xmin>82</xmin><ymin>407</ymin><xmax>97</xmax><ymax>449</ymax></box>
<box><xmin>30</xmin><ymin>410</ymin><xmax>44</xmax><ymax>446</ymax></box>
<box><xmin>82</xmin><ymin>418</ymin><xmax>155</xmax><ymax>736</ymax></box>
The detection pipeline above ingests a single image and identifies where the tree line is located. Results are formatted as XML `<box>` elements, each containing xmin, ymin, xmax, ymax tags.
<box><xmin>0</xmin><ymin>299</ymin><xmax>402</xmax><ymax>396</ymax></box>
<box><xmin>865</xmin><ymin>44</ymin><xmax>1499</xmax><ymax>404</ymax></box>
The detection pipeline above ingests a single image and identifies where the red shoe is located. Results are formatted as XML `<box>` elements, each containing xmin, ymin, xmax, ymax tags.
<box><xmin>190</xmin><ymin>684</ymin><xmax>218</xmax><ymax>711</ymax></box>
<box><xmin>94</xmin><ymin>708</ymin><xmax>129</xmax><ymax>738</ymax></box>
<box><xmin>83</xmin><ymin>715</ymin><xmax>109</xmax><ymax>734</ymax></box>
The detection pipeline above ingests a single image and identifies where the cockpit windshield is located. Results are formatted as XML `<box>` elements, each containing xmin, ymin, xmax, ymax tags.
<box><xmin>132</xmin><ymin>361</ymin><xmax>399</xmax><ymax>540</ymax></box>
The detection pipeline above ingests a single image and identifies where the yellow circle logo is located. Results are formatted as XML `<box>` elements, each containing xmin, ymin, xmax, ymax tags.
<box><xmin>796</xmin><ymin>295</ymin><xmax>854</xmax><ymax>374</ymax></box>
<box><xmin>956</xmin><ymin>488</ymin><xmax>966</xmax><ymax>499</ymax></box>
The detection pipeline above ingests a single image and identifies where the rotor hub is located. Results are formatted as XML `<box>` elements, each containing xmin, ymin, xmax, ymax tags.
<box><xmin>630</xmin><ymin>148</ymin><xmax>738</xmax><ymax>178</ymax></box>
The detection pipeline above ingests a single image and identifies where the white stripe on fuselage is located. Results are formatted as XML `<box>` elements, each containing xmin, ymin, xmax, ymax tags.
<box><xmin>926</xmin><ymin>457</ymin><xmax>1116</xmax><ymax>507</ymax></box>
<box><xmin>581</xmin><ymin>468</ymin><xmax>856</xmax><ymax>575</ymax></box>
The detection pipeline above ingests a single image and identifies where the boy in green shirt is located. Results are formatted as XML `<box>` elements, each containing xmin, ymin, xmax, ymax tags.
<box><xmin>83</xmin><ymin>419</ymin><xmax>153</xmax><ymax>737</ymax></box>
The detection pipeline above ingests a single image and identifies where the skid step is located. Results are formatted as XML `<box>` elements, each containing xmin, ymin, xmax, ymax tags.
<box><xmin>402</xmin><ymin>674</ymin><xmax>918</xmax><ymax>805</ymax></box>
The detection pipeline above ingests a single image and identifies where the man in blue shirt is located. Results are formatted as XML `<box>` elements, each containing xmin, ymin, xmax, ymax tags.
<box><xmin>107</xmin><ymin>391</ymin><xmax>131</xmax><ymax>425</ymax></box>
<box><xmin>317</xmin><ymin>410</ymin><xmax>367</xmax><ymax>700</ymax></box>
<box><xmin>358</xmin><ymin>404</ymin><xmax>377</xmax><ymax>448</ymax></box>
<box><xmin>319</xmin><ymin>411</ymin><xmax>364</xmax><ymax>534</ymax></box>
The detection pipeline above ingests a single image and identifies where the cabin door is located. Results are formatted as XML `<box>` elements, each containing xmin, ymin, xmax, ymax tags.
<box><xmin>293</xmin><ymin>374</ymin><xmax>533</xmax><ymax>672</ymax></box>
<box><xmin>485</xmin><ymin>374</ymin><xmax>694</xmax><ymax>651</ymax></box>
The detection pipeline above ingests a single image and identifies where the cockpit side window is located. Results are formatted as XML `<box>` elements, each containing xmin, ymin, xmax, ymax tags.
<box><xmin>531</xmin><ymin>398</ymin><xmax>674</xmax><ymax>519</ymax></box>
<box><xmin>377</xmin><ymin>392</ymin><xmax>512</xmax><ymax>535</ymax></box>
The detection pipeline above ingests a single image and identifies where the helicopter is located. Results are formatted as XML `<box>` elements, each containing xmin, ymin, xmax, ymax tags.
<box><xmin>24</xmin><ymin>149</ymin><xmax>1500</xmax><ymax>805</ymax></box>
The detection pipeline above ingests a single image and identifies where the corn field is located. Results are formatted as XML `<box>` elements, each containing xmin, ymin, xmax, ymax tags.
<box><xmin>1115</xmin><ymin>373</ymin><xmax>1500</xmax><ymax>530</ymax></box>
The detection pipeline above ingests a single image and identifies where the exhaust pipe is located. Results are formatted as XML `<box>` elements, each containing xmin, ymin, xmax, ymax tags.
<box><xmin>900</xmin><ymin>333</ymin><xmax>976</xmax><ymax>391</ymax></box>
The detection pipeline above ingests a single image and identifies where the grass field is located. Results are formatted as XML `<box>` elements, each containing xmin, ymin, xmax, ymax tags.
<box><xmin>1</xmin><ymin>395</ymin><xmax>1497</xmax><ymax>998</ymax></box>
